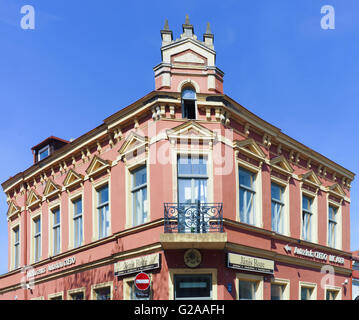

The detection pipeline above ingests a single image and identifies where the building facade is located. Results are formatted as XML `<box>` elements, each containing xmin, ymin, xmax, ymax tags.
<box><xmin>0</xmin><ymin>17</ymin><xmax>355</xmax><ymax>300</ymax></box>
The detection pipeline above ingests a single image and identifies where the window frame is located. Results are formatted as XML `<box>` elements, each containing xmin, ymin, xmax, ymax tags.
<box><xmin>270</xmin><ymin>278</ymin><xmax>290</xmax><ymax>300</ymax></box>
<box><xmin>235</xmin><ymin>273</ymin><xmax>264</xmax><ymax>300</ymax></box>
<box><xmin>131</xmin><ymin>165</ymin><xmax>148</xmax><ymax>227</ymax></box>
<box><xmin>271</xmin><ymin>182</ymin><xmax>285</xmax><ymax>234</ymax></box>
<box><xmin>299</xmin><ymin>281</ymin><xmax>317</xmax><ymax>300</ymax></box>
<box><xmin>32</xmin><ymin>214</ymin><xmax>42</xmax><ymax>263</ymax></box>
<box><xmin>51</xmin><ymin>206</ymin><xmax>61</xmax><ymax>256</ymax></box>
<box><xmin>91</xmin><ymin>282</ymin><xmax>113</xmax><ymax>300</ymax></box>
<box><xmin>67</xmin><ymin>287</ymin><xmax>86</xmax><ymax>300</ymax></box>
<box><xmin>38</xmin><ymin>145</ymin><xmax>50</xmax><ymax>162</ymax></box>
<box><xmin>12</xmin><ymin>224</ymin><xmax>20</xmax><ymax>270</ymax></box>
<box><xmin>238</xmin><ymin>166</ymin><xmax>257</xmax><ymax>226</ymax></box>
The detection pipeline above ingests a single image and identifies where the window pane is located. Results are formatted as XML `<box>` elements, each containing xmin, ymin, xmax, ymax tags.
<box><xmin>271</xmin><ymin>284</ymin><xmax>283</xmax><ymax>300</ymax></box>
<box><xmin>95</xmin><ymin>287</ymin><xmax>111</xmax><ymax>300</ymax></box>
<box><xmin>133</xmin><ymin>166</ymin><xmax>147</xmax><ymax>187</ymax></box>
<box><xmin>178</xmin><ymin>156</ymin><xmax>207</xmax><ymax>176</ymax></box>
<box><xmin>74</xmin><ymin>198</ymin><xmax>82</xmax><ymax>216</ymax></box>
<box><xmin>238</xmin><ymin>280</ymin><xmax>255</xmax><ymax>300</ymax></box>
<box><xmin>302</xmin><ymin>196</ymin><xmax>311</xmax><ymax>211</ymax></box>
<box><xmin>182</xmin><ymin>88</ymin><xmax>196</xmax><ymax>100</ymax></box>
<box><xmin>301</xmin><ymin>287</ymin><xmax>312</xmax><ymax>300</ymax></box>
<box><xmin>98</xmin><ymin>185</ymin><xmax>109</xmax><ymax>204</ymax></box>
<box><xmin>239</xmin><ymin>168</ymin><xmax>254</xmax><ymax>188</ymax></box>
<box><xmin>271</xmin><ymin>183</ymin><xmax>283</xmax><ymax>201</ymax></box>
<box><xmin>174</xmin><ymin>275</ymin><xmax>211</xmax><ymax>299</ymax></box>
<box><xmin>70</xmin><ymin>292</ymin><xmax>84</xmax><ymax>300</ymax></box>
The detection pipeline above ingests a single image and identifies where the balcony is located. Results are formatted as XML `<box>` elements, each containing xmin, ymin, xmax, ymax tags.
<box><xmin>160</xmin><ymin>203</ymin><xmax>227</xmax><ymax>249</ymax></box>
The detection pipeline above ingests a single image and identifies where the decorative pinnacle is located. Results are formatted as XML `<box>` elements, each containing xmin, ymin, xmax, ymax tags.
<box><xmin>184</xmin><ymin>14</ymin><xmax>191</xmax><ymax>25</ymax></box>
<box><xmin>205</xmin><ymin>22</ymin><xmax>212</xmax><ymax>34</ymax></box>
<box><xmin>163</xmin><ymin>19</ymin><xmax>170</xmax><ymax>31</ymax></box>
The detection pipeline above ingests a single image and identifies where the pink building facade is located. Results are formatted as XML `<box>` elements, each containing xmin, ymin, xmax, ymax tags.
<box><xmin>0</xmin><ymin>17</ymin><xmax>355</xmax><ymax>300</ymax></box>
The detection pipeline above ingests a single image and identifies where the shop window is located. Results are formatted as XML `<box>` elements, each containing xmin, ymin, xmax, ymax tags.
<box><xmin>326</xmin><ymin>289</ymin><xmax>339</xmax><ymax>300</ymax></box>
<box><xmin>271</xmin><ymin>284</ymin><xmax>285</xmax><ymax>300</ymax></box>
<box><xmin>69</xmin><ymin>292</ymin><xmax>84</xmax><ymax>300</ymax></box>
<box><xmin>174</xmin><ymin>274</ymin><xmax>212</xmax><ymax>300</ymax></box>
<box><xmin>181</xmin><ymin>87</ymin><xmax>196</xmax><ymax>119</ymax></box>
<box><xmin>94</xmin><ymin>287</ymin><xmax>111</xmax><ymax>300</ymax></box>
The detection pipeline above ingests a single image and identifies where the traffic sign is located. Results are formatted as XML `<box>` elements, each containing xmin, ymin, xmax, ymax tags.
<box><xmin>134</xmin><ymin>272</ymin><xmax>151</xmax><ymax>291</ymax></box>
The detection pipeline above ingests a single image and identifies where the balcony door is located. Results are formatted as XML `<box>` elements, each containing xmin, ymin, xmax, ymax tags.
<box><xmin>177</xmin><ymin>155</ymin><xmax>208</xmax><ymax>233</ymax></box>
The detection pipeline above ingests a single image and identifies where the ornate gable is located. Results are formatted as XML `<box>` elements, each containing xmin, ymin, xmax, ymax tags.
<box><xmin>300</xmin><ymin>170</ymin><xmax>322</xmax><ymax>186</ymax></box>
<box><xmin>63</xmin><ymin>169</ymin><xmax>84</xmax><ymax>189</ymax></box>
<box><xmin>7</xmin><ymin>201</ymin><xmax>21</xmax><ymax>219</ymax></box>
<box><xmin>328</xmin><ymin>183</ymin><xmax>345</xmax><ymax>198</ymax></box>
<box><xmin>233</xmin><ymin>138</ymin><xmax>266</xmax><ymax>161</ymax></box>
<box><xmin>118</xmin><ymin>131</ymin><xmax>148</xmax><ymax>160</ymax></box>
<box><xmin>166</xmin><ymin>121</ymin><xmax>216</xmax><ymax>144</ymax></box>
<box><xmin>270</xmin><ymin>155</ymin><xmax>294</xmax><ymax>175</ymax></box>
<box><xmin>43</xmin><ymin>179</ymin><xmax>61</xmax><ymax>199</ymax></box>
<box><xmin>86</xmin><ymin>155</ymin><xmax>111</xmax><ymax>178</ymax></box>
<box><xmin>26</xmin><ymin>189</ymin><xmax>41</xmax><ymax>209</ymax></box>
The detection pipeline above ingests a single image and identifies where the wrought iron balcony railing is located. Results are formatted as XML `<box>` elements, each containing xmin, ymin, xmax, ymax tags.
<box><xmin>164</xmin><ymin>202</ymin><xmax>223</xmax><ymax>233</ymax></box>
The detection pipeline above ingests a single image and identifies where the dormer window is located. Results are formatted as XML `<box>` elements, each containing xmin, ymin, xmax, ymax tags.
<box><xmin>38</xmin><ymin>145</ymin><xmax>50</xmax><ymax>161</ymax></box>
<box><xmin>182</xmin><ymin>87</ymin><xmax>196</xmax><ymax>120</ymax></box>
<box><xmin>31</xmin><ymin>136</ymin><xmax>69</xmax><ymax>164</ymax></box>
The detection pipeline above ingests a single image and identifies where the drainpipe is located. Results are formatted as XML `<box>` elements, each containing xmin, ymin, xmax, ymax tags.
<box><xmin>23</xmin><ymin>181</ymin><xmax>28</xmax><ymax>300</ymax></box>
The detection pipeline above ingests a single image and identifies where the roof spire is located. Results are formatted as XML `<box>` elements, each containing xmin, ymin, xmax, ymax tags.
<box><xmin>205</xmin><ymin>22</ymin><xmax>212</xmax><ymax>34</ymax></box>
<box><xmin>163</xmin><ymin>19</ymin><xmax>170</xmax><ymax>31</ymax></box>
<box><xmin>203</xmin><ymin>22</ymin><xmax>214</xmax><ymax>49</ymax></box>
<box><xmin>182</xmin><ymin>14</ymin><xmax>194</xmax><ymax>37</ymax></box>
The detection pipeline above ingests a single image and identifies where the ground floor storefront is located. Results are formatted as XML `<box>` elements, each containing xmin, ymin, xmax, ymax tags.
<box><xmin>0</xmin><ymin>243</ymin><xmax>352</xmax><ymax>300</ymax></box>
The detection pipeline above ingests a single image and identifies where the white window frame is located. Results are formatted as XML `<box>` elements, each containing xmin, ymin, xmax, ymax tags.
<box><xmin>300</xmin><ymin>189</ymin><xmax>318</xmax><ymax>243</ymax></box>
<box><xmin>69</xmin><ymin>193</ymin><xmax>84</xmax><ymax>249</ymax></box>
<box><xmin>38</xmin><ymin>145</ymin><xmax>50</xmax><ymax>161</ymax></box>
<box><xmin>131</xmin><ymin>164</ymin><xmax>148</xmax><ymax>227</ymax></box>
<box><xmin>270</xmin><ymin>176</ymin><xmax>290</xmax><ymax>236</ymax></box>
<box><xmin>92</xmin><ymin>178</ymin><xmax>111</xmax><ymax>241</ymax></box>
<box><xmin>324</xmin><ymin>285</ymin><xmax>342</xmax><ymax>300</ymax></box>
<box><xmin>31</xmin><ymin>212</ymin><xmax>42</xmax><ymax>263</ymax></box>
<box><xmin>11</xmin><ymin>223</ymin><xmax>21</xmax><ymax>270</ymax></box>
<box><xmin>234</xmin><ymin>152</ymin><xmax>263</xmax><ymax>228</ymax></box>
<box><xmin>236</xmin><ymin>273</ymin><xmax>264</xmax><ymax>300</ymax></box>
<box><xmin>299</xmin><ymin>281</ymin><xmax>317</xmax><ymax>300</ymax></box>
<box><xmin>327</xmin><ymin>198</ymin><xmax>342</xmax><ymax>250</ymax></box>
<box><xmin>91</xmin><ymin>281</ymin><xmax>113</xmax><ymax>300</ymax></box>
<box><xmin>270</xmin><ymin>278</ymin><xmax>290</xmax><ymax>300</ymax></box>
<box><xmin>48</xmin><ymin>291</ymin><xmax>64</xmax><ymax>300</ymax></box>
<box><xmin>67</xmin><ymin>287</ymin><xmax>86</xmax><ymax>300</ymax></box>
<box><xmin>48</xmin><ymin>201</ymin><xmax>61</xmax><ymax>257</ymax></box>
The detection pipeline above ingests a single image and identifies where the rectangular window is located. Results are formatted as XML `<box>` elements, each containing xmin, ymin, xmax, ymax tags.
<box><xmin>131</xmin><ymin>166</ymin><xmax>148</xmax><ymax>227</ymax></box>
<box><xmin>326</xmin><ymin>290</ymin><xmax>338</xmax><ymax>300</ymax></box>
<box><xmin>34</xmin><ymin>217</ymin><xmax>41</xmax><ymax>262</ymax></box>
<box><xmin>69</xmin><ymin>292</ymin><xmax>84</xmax><ymax>300</ymax></box>
<box><xmin>271</xmin><ymin>183</ymin><xmax>285</xmax><ymax>233</ymax></box>
<box><xmin>177</xmin><ymin>155</ymin><xmax>208</xmax><ymax>204</ymax></box>
<box><xmin>328</xmin><ymin>205</ymin><xmax>337</xmax><ymax>247</ymax></box>
<box><xmin>97</xmin><ymin>185</ymin><xmax>109</xmax><ymax>239</ymax></box>
<box><xmin>239</xmin><ymin>167</ymin><xmax>256</xmax><ymax>225</ymax></box>
<box><xmin>238</xmin><ymin>280</ymin><xmax>256</xmax><ymax>300</ymax></box>
<box><xmin>13</xmin><ymin>227</ymin><xmax>20</xmax><ymax>269</ymax></box>
<box><xmin>301</xmin><ymin>287</ymin><xmax>313</xmax><ymax>300</ymax></box>
<box><xmin>302</xmin><ymin>196</ymin><xmax>312</xmax><ymax>241</ymax></box>
<box><xmin>177</xmin><ymin>155</ymin><xmax>208</xmax><ymax>233</ymax></box>
<box><xmin>95</xmin><ymin>287</ymin><xmax>111</xmax><ymax>300</ymax></box>
<box><xmin>73</xmin><ymin>198</ymin><xmax>83</xmax><ymax>248</ymax></box>
<box><xmin>52</xmin><ymin>207</ymin><xmax>61</xmax><ymax>255</ymax></box>
<box><xmin>271</xmin><ymin>284</ymin><xmax>284</xmax><ymax>300</ymax></box>
<box><xmin>38</xmin><ymin>145</ymin><xmax>50</xmax><ymax>161</ymax></box>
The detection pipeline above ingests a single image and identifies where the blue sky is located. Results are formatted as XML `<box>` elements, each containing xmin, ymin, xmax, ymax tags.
<box><xmin>0</xmin><ymin>0</ymin><xmax>358</xmax><ymax>274</ymax></box>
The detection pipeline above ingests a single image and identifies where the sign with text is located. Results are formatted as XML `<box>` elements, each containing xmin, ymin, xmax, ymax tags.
<box><xmin>227</xmin><ymin>253</ymin><xmax>274</xmax><ymax>274</ymax></box>
<box><xmin>114</xmin><ymin>253</ymin><xmax>161</xmax><ymax>277</ymax></box>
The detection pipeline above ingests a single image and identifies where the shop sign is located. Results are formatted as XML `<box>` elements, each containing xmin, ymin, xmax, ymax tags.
<box><xmin>284</xmin><ymin>245</ymin><xmax>345</xmax><ymax>265</ymax></box>
<box><xmin>114</xmin><ymin>253</ymin><xmax>161</xmax><ymax>277</ymax></box>
<box><xmin>26</xmin><ymin>256</ymin><xmax>76</xmax><ymax>278</ymax></box>
<box><xmin>227</xmin><ymin>253</ymin><xmax>274</xmax><ymax>274</ymax></box>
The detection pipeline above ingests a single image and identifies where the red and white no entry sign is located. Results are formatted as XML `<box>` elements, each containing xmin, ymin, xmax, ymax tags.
<box><xmin>134</xmin><ymin>272</ymin><xmax>151</xmax><ymax>291</ymax></box>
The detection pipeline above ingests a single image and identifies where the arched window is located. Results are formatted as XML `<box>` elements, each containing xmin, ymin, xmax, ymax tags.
<box><xmin>181</xmin><ymin>87</ymin><xmax>196</xmax><ymax>119</ymax></box>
